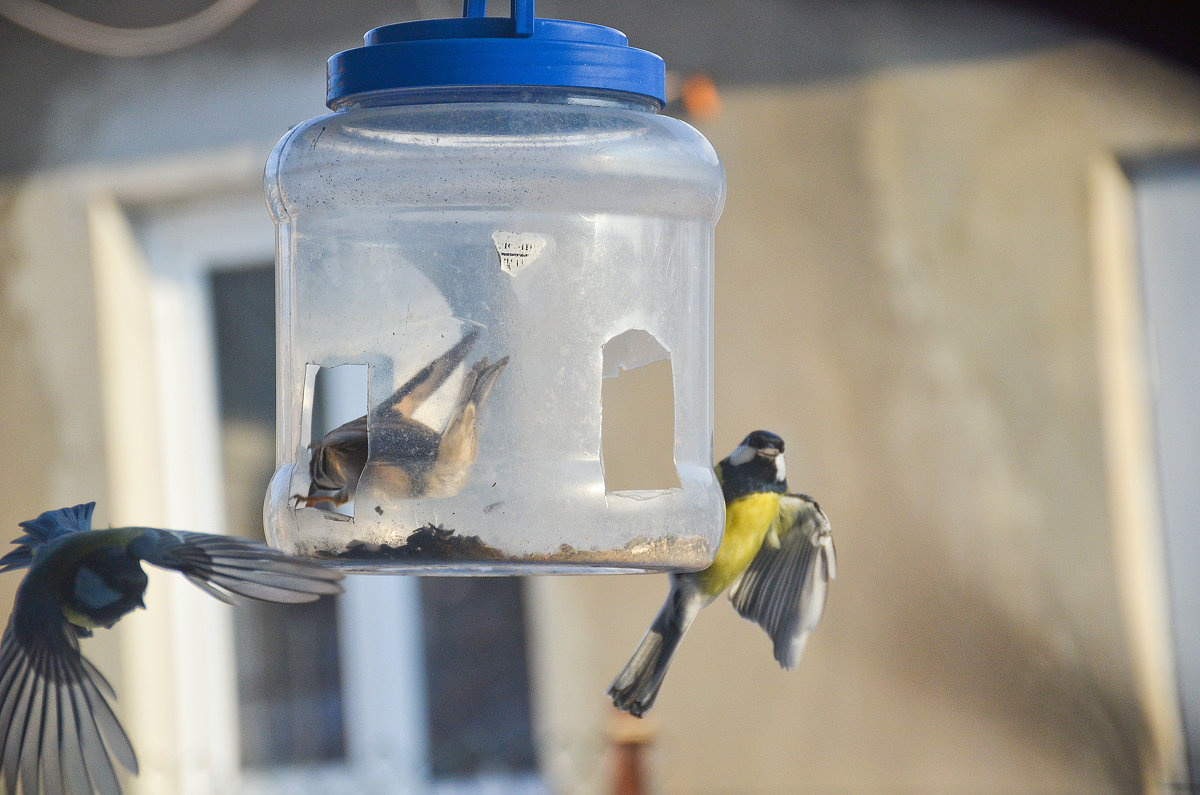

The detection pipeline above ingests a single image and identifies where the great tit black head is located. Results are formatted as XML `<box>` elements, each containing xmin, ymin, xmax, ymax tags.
<box><xmin>741</xmin><ymin>430</ymin><xmax>784</xmax><ymax>457</ymax></box>
<box><xmin>728</xmin><ymin>429</ymin><xmax>785</xmax><ymax>468</ymax></box>
<box><xmin>719</xmin><ymin>430</ymin><xmax>787</xmax><ymax>501</ymax></box>
<box><xmin>67</xmin><ymin>545</ymin><xmax>151</xmax><ymax>629</ymax></box>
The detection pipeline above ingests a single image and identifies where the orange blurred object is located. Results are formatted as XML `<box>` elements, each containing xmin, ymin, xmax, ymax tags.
<box><xmin>681</xmin><ymin>73</ymin><xmax>722</xmax><ymax>120</ymax></box>
<box><xmin>608</xmin><ymin>707</ymin><xmax>657</xmax><ymax>795</ymax></box>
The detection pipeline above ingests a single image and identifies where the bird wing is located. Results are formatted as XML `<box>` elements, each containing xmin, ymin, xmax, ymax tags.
<box><xmin>0</xmin><ymin>503</ymin><xmax>96</xmax><ymax>573</ymax></box>
<box><xmin>1</xmin><ymin>574</ymin><xmax>138</xmax><ymax>795</ymax></box>
<box><xmin>373</xmin><ymin>325</ymin><xmax>481</xmax><ymax>420</ymax></box>
<box><xmin>728</xmin><ymin>493</ymin><xmax>836</xmax><ymax>669</ymax></box>
<box><xmin>129</xmin><ymin>530</ymin><xmax>344</xmax><ymax>605</ymax></box>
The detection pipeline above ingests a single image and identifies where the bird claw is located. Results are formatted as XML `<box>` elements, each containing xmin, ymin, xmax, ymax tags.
<box><xmin>291</xmin><ymin>493</ymin><xmax>346</xmax><ymax>509</ymax></box>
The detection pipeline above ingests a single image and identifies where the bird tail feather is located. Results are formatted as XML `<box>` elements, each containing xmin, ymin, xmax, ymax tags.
<box><xmin>0</xmin><ymin>503</ymin><xmax>96</xmax><ymax>572</ymax></box>
<box><xmin>428</xmin><ymin>355</ymin><xmax>510</xmax><ymax>495</ymax></box>
<box><xmin>608</xmin><ymin>585</ymin><xmax>703</xmax><ymax>717</ymax></box>
<box><xmin>444</xmin><ymin>356</ymin><xmax>510</xmax><ymax>444</ymax></box>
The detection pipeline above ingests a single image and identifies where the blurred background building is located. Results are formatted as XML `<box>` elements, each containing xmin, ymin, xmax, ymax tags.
<box><xmin>1</xmin><ymin>1</ymin><xmax>1199</xmax><ymax>792</ymax></box>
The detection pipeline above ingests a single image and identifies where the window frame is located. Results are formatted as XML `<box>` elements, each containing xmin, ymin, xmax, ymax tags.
<box><xmin>1089</xmin><ymin>152</ymin><xmax>1189</xmax><ymax>787</ymax></box>
<box><xmin>84</xmin><ymin>152</ymin><xmax>432</xmax><ymax>794</ymax></box>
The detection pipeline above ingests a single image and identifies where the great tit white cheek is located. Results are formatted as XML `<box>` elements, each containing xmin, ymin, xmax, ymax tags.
<box><xmin>775</xmin><ymin>454</ymin><xmax>786</xmax><ymax>482</ymax></box>
<box><xmin>729</xmin><ymin>443</ymin><xmax>756</xmax><ymax>466</ymax></box>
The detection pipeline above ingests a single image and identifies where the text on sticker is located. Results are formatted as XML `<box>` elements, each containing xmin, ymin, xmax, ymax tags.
<box><xmin>493</xmin><ymin>230</ymin><xmax>548</xmax><ymax>275</ymax></box>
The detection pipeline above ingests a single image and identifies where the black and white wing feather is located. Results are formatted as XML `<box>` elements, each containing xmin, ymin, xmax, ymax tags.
<box><xmin>729</xmin><ymin>493</ymin><xmax>836</xmax><ymax>669</ymax></box>
<box><xmin>0</xmin><ymin>575</ymin><xmax>138</xmax><ymax>795</ymax></box>
<box><xmin>130</xmin><ymin>531</ymin><xmax>345</xmax><ymax>605</ymax></box>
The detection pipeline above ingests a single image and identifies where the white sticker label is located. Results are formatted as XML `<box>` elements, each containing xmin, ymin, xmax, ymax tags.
<box><xmin>493</xmin><ymin>230</ymin><xmax>548</xmax><ymax>275</ymax></box>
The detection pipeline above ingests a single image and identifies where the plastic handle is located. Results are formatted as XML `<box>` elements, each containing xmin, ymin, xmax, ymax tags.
<box><xmin>461</xmin><ymin>0</ymin><xmax>534</xmax><ymax>36</ymax></box>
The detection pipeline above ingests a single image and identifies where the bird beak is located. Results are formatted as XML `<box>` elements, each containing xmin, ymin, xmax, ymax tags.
<box><xmin>756</xmin><ymin>447</ymin><xmax>781</xmax><ymax>459</ymax></box>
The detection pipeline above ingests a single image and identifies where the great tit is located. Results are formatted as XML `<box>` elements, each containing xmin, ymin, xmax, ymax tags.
<box><xmin>302</xmin><ymin>326</ymin><xmax>509</xmax><ymax>507</ymax></box>
<box><xmin>608</xmin><ymin>430</ymin><xmax>836</xmax><ymax>717</ymax></box>
<box><xmin>0</xmin><ymin>502</ymin><xmax>344</xmax><ymax>795</ymax></box>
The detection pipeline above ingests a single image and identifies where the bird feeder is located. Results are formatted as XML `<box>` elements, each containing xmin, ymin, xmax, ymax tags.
<box><xmin>263</xmin><ymin>0</ymin><xmax>726</xmax><ymax>572</ymax></box>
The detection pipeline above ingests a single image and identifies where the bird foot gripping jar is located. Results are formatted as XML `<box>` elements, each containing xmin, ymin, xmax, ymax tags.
<box><xmin>263</xmin><ymin>0</ymin><xmax>726</xmax><ymax>573</ymax></box>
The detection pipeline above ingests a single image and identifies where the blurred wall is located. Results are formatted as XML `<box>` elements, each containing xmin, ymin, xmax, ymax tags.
<box><xmin>527</xmin><ymin>41</ymin><xmax>1200</xmax><ymax>795</ymax></box>
<box><xmin>2</xmin><ymin>1</ymin><xmax>1200</xmax><ymax>793</ymax></box>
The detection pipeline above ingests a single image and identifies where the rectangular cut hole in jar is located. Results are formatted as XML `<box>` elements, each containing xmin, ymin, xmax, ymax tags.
<box><xmin>304</xmin><ymin>363</ymin><xmax>369</xmax><ymax>518</ymax></box>
<box><xmin>601</xmin><ymin>329</ymin><xmax>682</xmax><ymax>493</ymax></box>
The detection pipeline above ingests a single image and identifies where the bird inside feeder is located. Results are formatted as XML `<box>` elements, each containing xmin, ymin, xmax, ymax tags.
<box><xmin>297</xmin><ymin>326</ymin><xmax>509</xmax><ymax>512</ymax></box>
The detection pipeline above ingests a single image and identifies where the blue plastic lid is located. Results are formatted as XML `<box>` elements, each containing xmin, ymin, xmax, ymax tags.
<box><xmin>327</xmin><ymin>0</ymin><xmax>666</xmax><ymax>108</ymax></box>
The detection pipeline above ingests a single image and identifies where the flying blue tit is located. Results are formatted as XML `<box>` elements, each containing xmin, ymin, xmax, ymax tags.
<box><xmin>301</xmin><ymin>326</ymin><xmax>509</xmax><ymax>506</ymax></box>
<box><xmin>608</xmin><ymin>430</ymin><xmax>836</xmax><ymax>717</ymax></box>
<box><xmin>0</xmin><ymin>502</ymin><xmax>344</xmax><ymax>795</ymax></box>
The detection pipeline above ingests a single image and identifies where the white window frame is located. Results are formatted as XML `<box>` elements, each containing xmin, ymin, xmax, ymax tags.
<box><xmin>1089</xmin><ymin>153</ymin><xmax>1189</xmax><ymax>788</ymax></box>
<box><xmin>1127</xmin><ymin>154</ymin><xmax>1200</xmax><ymax>784</ymax></box>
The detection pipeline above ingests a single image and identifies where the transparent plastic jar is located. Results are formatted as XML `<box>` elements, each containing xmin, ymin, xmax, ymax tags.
<box><xmin>263</xmin><ymin>4</ymin><xmax>726</xmax><ymax>573</ymax></box>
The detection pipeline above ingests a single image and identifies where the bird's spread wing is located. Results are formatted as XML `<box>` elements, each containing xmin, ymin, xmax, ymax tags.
<box><xmin>1</xmin><ymin>575</ymin><xmax>137</xmax><ymax>795</ymax></box>
<box><xmin>130</xmin><ymin>530</ymin><xmax>344</xmax><ymax>605</ymax></box>
<box><xmin>728</xmin><ymin>493</ymin><xmax>836</xmax><ymax>669</ymax></box>
<box><xmin>0</xmin><ymin>504</ymin><xmax>96</xmax><ymax>573</ymax></box>
<box><xmin>374</xmin><ymin>326</ymin><xmax>481</xmax><ymax>420</ymax></box>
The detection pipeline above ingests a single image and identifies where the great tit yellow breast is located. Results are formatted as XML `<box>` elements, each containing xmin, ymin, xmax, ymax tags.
<box><xmin>60</xmin><ymin>605</ymin><xmax>99</xmax><ymax>630</ymax></box>
<box><xmin>699</xmin><ymin>491</ymin><xmax>782</xmax><ymax>596</ymax></box>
